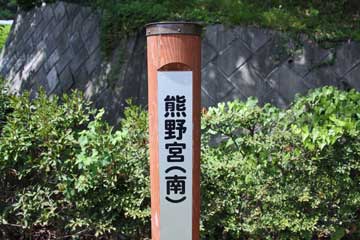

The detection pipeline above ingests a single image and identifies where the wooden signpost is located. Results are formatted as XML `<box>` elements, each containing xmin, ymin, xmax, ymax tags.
<box><xmin>146</xmin><ymin>22</ymin><xmax>202</xmax><ymax>240</ymax></box>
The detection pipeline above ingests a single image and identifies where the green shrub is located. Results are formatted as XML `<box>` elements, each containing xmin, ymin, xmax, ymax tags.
<box><xmin>0</xmin><ymin>0</ymin><xmax>17</xmax><ymax>19</ymax></box>
<box><xmin>0</xmin><ymin>86</ymin><xmax>359</xmax><ymax>239</ymax></box>
<box><xmin>201</xmin><ymin>87</ymin><xmax>360</xmax><ymax>239</ymax></box>
<box><xmin>0</xmin><ymin>91</ymin><xmax>150</xmax><ymax>239</ymax></box>
<box><xmin>0</xmin><ymin>25</ymin><xmax>11</xmax><ymax>50</ymax></box>
<box><xmin>0</xmin><ymin>79</ymin><xmax>10</xmax><ymax>132</ymax></box>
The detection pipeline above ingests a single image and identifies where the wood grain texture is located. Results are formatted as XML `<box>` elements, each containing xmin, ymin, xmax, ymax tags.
<box><xmin>147</xmin><ymin>34</ymin><xmax>201</xmax><ymax>240</ymax></box>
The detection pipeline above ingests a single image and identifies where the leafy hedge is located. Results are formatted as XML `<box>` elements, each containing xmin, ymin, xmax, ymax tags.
<box><xmin>0</xmin><ymin>0</ymin><xmax>17</xmax><ymax>19</ymax></box>
<box><xmin>0</xmin><ymin>25</ymin><xmax>11</xmax><ymax>50</ymax></box>
<box><xmin>0</xmin><ymin>83</ymin><xmax>359</xmax><ymax>239</ymax></box>
<box><xmin>201</xmin><ymin>89</ymin><xmax>360</xmax><ymax>239</ymax></box>
<box><xmin>0</xmin><ymin>86</ymin><xmax>150</xmax><ymax>238</ymax></box>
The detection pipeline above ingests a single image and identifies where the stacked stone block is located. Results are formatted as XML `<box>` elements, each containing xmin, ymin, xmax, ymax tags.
<box><xmin>1</xmin><ymin>2</ymin><xmax>360</xmax><ymax>124</ymax></box>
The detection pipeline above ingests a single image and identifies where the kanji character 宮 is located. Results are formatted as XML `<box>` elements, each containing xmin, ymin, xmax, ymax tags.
<box><xmin>165</xmin><ymin>142</ymin><xmax>186</xmax><ymax>162</ymax></box>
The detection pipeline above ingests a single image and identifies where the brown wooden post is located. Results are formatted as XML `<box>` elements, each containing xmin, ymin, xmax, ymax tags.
<box><xmin>146</xmin><ymin>22</ymin><xmax>202</xmax><ymax>240</ymax></box>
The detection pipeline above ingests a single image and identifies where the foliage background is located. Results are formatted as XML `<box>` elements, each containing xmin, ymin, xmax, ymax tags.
<box><xmin>0</xmin><ymin>0</ymin><xmax>17</xmax><ymax>19</ymax></box>
<box><xmin>0</xmin><ymin>80</ymin><xmax>359</xmax><ymax>239</ymax></box>
<box><xmin>0</xmin><ymin>25</ymin><xmax>11</xmax><ymax>50</ymax></box>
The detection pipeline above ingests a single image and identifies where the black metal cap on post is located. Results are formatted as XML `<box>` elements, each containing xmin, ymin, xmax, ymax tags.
<box><xmin>145</xmin><ymin>21</ymin><xmax>203</xmax><ymax>36</ymax></box>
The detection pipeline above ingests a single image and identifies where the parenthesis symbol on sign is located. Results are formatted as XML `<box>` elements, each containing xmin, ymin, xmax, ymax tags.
<box><xmin>166</xmin><ymin>196</ymin><xmax>187</xmax><ymax>203</ymax></box>
<box><xmin>165</xmin><ymin>166</ymin><xmax>186</xmax><ymax>173</ymax></box>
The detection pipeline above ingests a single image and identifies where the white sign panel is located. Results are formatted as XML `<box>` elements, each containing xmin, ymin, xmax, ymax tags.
<box><xmin>158</xmin><ymin>71</ymin><xmax>193</xmax><ymax>240</ymax></box>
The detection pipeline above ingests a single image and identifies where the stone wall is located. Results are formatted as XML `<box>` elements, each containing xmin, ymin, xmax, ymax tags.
<box><xmin>1</xmin><ymin>1</ymin><xmax>360</xmax><ymax>124</ymax></box>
